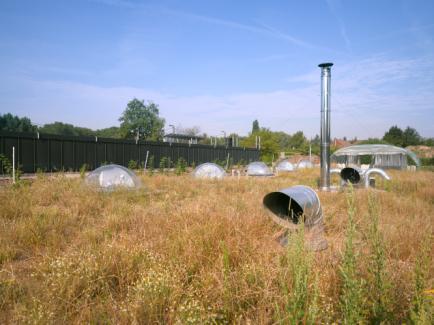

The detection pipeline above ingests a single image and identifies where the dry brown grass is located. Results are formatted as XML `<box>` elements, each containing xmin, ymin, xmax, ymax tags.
<box><xmin>0</xmin><ymin>169</ymin><xmax>433</xmax><ymax>323</ymax></box>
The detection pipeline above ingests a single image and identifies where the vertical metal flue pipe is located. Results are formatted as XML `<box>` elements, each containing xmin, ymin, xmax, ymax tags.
<box><xmin>318</xmin><ymin>62</ymin><xmax>333</xmax><ymax>191</ymax></box>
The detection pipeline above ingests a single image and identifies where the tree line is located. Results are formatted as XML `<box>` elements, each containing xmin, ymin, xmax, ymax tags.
<box><xmin>242</xmin><ymin>120</ymin><xmax>433</xmax><ymax>162</ymax></box>
<box><xmin>0</xmin><ymin>99</ymin><xmax>165</xmax><ymax>140</ymax></box>
<box><xmin>1</xmin><ymin>101</ymin><xmax>433</xmax><ymax>163</ymax></box>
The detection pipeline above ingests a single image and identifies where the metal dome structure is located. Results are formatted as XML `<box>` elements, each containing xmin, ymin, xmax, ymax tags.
<box><xmin>275</xmin><ymin>160</ymin><xmax>295</xmax><ymax>172</ymax></box>
<box><xmin>297</xmin><ymin>159</ymin><xmax>314</xmax><ymax>169</ymax></box>
<box><xmin>246</xmin><ymin>161</ymin><xmax>273</xmax><ymax>176</ymax></box>
<box><xmin>192</xmin><ymin>163</ymin><xmax>226</xmax><ymax>179</ymax></box>
<box><xmin>332</xmin><ymin>144</ymin><xmax>420</xmax><ymax>169</ymax></box>
<box><xmin>86</xmin><ymin>164</ymin><xmax>142</xmax><ymax>190</ymax></box>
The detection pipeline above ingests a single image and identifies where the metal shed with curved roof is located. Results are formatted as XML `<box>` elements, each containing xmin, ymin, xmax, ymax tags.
<box><xmin>331</xmin><ymin>144</ymin><xmax>420</xmax><ymax>169</ymax></box>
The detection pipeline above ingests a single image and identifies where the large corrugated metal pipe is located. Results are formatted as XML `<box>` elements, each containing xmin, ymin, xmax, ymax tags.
<box><xmin>364</xmin><ymin>168</ymin><xmax>391</xmax><ymax>188</ymax></box>
<box><xmin>263</xmin><ymin>185</ymin><xmax>328</xmax><ymax>251</ymax></box>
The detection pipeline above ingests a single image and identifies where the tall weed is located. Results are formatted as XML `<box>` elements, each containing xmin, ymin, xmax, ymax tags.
<box><xmin>339</xmin><ymin>185</ymin><xmax>365</xmax><ymax>323</ymax></box>
<box><xmin>367</xmin><ymin>192</ymin><xmax>392</xmax><ymax>322</ymax></box>
<box><xmin>408</xmin><ymin>234</ymin><xmax>433</xmax><ymax>324</ymax></box>
<box><xmin>276</xmin><ymin>223</ymin><xmax>319</xmax><ymax>324</ymax></box>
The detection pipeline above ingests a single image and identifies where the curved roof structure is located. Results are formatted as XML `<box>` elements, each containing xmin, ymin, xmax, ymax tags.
<box><xmin>192</xmin><ymin>163</ymin><xmax>226</xmax><ymax>179</ymax></box>
<box><xmin>275</xmin><ymin>160</ymin><xmax>295</xmax><ymax>172</ymax></box>
<box><xmin>332</xmin><ymin>144</ymin><xmax>420</xmax><ymax>167</ymax></box>
<box><xmin>86</xmin><ymin>164</ymin><xmax>142</xmax><ymax>190</ymax></box>
<box><xmin>297</xmin><ymin>159</ymin><xmax>314</xmax><ymax>169</ymax></box>
<box><xmin>246</xmin><ymin>161</ymin><xmax>273</xmax><ymax>176</ymax></box>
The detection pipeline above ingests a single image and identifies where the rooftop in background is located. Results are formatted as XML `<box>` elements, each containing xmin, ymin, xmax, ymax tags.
<box><xmin>163</xmin><ymin>133</ymin><xmax>204</xmax><ymax>144</ymax></box>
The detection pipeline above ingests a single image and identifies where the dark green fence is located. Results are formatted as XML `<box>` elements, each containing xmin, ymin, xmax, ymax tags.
<box><xmin>0</xmin><ymin>131</ymin><xmax>259</xmax><ymax>174</ymax></box>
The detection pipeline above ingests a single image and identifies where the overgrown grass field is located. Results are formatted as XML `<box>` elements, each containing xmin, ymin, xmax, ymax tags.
<box><xmin>0</xmin><ymin>169</ymin><xmax>433</xmax><ymax>323</ymax></box>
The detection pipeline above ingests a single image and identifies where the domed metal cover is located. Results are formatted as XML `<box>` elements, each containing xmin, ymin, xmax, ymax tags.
<box><xmin>86</xmin><ymin>164</ymin><xmax>141</xmax><ymax>190</ymax></box>
<box><xmin>275</xmin><ymin>160</ymin><xmax>295</xmax><ymax>172</ymax></box>
<box><xmin>193</xmin><ymin>163</ymin><xmax>226</xmax><ymax>179</ymax></box>
<box><xmin>297</xmin><ymin>159</ymin><xmax>313</xmax><ymax>169</ymax></box>
<box><xmin>246</xmin><ymin>161</ymin><xmax>273</xmax><ymax>176</ymax></box>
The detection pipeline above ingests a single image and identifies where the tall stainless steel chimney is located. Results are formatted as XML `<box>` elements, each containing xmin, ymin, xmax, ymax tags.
<box><xmin>318</xmin><ymin>62</ymin><xmax>333</xmax><ymax>191</ymax></box>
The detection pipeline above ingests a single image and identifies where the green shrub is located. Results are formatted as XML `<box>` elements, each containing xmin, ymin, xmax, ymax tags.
<box><xmin>420</xmin><ymin>157</ymin><xmax>434</xmax><ymax>166</ymax></box>
<box><xmin>79</xmin><ymin>164</ymin><xmax>89</xmax><ymax>179</ymax></box>
<box><xmin>128</xmin><ymin>160</ymin><xmax>138</xmax><ymax>170</ymax></box>
<box><xmin>159</xmin><ymin>157</ymin><xmax>168</xmax><ymax>173</ymax></box>
<box><xmin>0</xmin><ymin>154</ymin><xmax>22</xmax><ymax>181</ymax></box>
<box><xmin>175</xmin><ymin>158</ymin><xmax>187</xmax><ymax>175</ymax></box>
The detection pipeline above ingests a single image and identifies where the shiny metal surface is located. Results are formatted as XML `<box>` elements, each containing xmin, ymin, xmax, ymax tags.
<box><xmin>275</xmin><ymin>160</ymin><xmax>295</xmax><ymax>172</ymax></box>
<box><xmin>319</xmin><ymin>62</ymin><xmax>333</xmax><ymax>190</ymax></box>
<box><xmin>246</xmin><ymin>161</ymin><xmax>273</xmax><ymax>176</ymax></box>
<box><xmin>263</xmin><ymin>185</ymin><xmax>323</xmax><ymax>228</ymax></box>
<box><xmin>332</xmin><ymin>144</ymin><xmax>420</xmax><ymax>169</ymax></box>
<box><xmin>364</xmin><ymin>168</ymin><xmax>391</xmax><ymax>188</ymax></box>
<box><xmin>263</xmin><ymin>185</ymin><xmax>328</xmax><ymax>251</ymax></box>
<box><xmin>297</xmin><ymin>159</ymin><xmax>314</xmax><ymax>169</ymax></box>
<box><xmin>86</xmin><ymin>164</ymin><xmax>142</xmax><ymax>190</ymax></box>
<box><xmin>192</xmin><ymin>162</ymin><xmax>226</xmax><ymax>179</ymax></box>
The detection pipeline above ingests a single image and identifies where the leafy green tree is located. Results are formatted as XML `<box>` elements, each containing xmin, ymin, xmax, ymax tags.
<box><xmin>39</xmin><ymin>122</ymin><xmax>95</xmax><ymax>136</ymax></box>
<box><xmin>0</xmin><ymin>113</ymin><xmax>37</xmax><ymax>132</ymax></box>
<box><xmin>359</xmin><ymin>138</ymin><xmax>388</xmax><ymax>145</ymax></box>
<box><xmin>119</xmin><ymin>99</ymin><xmax>165</xmax><ymax>141</ymax></box>
<box><xmin>274</xmin><ymin>131</ymin><xmax>292</xmax><ymax>151</ymax></box>
<box><xmin>95</xmin><ymin>126</ymin><xmax>121</xmax><ymax>138</ymax></box>
<box><xmin>240</xmin><ymin>128</ymin><xmax>279</xmax><ymax>163</ymax></box>
<box><xmin>423</xmin><ymin>138</ymin><xmax>434</xmax><ymax>146</ymax></box>
<box><xmin>252</xmin><ymin>119</ymin><xmax>260</xmax><ymax>134</ymax></box>
<box><xmin>383</xmin><ymin>125</ymin><xmax>404</xmax><ymax>147</ymax></box>
<box><xmin>402</xmin><ymin>127</ymin><xmax>421</xmax><ymax>146</ymax></box>
<box><xmin>289</xmin><ymin>131</ymin><xmax>307</xmax><ymax>150</ymax></box>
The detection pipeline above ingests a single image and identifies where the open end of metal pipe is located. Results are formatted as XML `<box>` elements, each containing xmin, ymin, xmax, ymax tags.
<box><xmin>340</xmin><ymin>167</ymin><xmax>362</xmax><ymax>184</ymax></box>
<box><xmin>263</xmin><ymin>192</ymin><xmax>303</xmax><ymax>224</ymax></box>
<box><xmin>263</xmin><ymin>185</ymin><xmax>328</xmax><ymax>251</ymax></box>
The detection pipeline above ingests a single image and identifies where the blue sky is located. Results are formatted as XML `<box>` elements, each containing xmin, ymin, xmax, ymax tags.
<box><xmin>1</xmin><ymin>0</ymin><xmax>433</xmax><ymax>138</ymax></box>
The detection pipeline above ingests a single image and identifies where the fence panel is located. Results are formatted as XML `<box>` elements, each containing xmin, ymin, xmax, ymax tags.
<box><xmin>0</xmin><ymin>131</ymin><xmax>260</xmax><ymax>174</ymax></box>
<box><xmin>63</xmin><ymin>140</ymin><xmax>75</xmax><ymax>171</ymax></box>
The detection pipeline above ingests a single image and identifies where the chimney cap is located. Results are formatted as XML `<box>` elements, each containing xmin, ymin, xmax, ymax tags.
<box><xmin>318</xmin><ymin>62</ymin><xmax>333</xmax><ymax>68</ymax></box>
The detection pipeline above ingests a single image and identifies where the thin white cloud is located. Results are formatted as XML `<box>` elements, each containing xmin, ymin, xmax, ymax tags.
<box><xmin>88</xmin><ymin>0</ymin><xmax>139</xmax><ymax>9</ymax></box>
<box><xmin>165</xmin><ymin>8</ymin><xmax>322</xmax><ymax>50</ymax></box>
<box><xmin>90</xmin><ymin>0</ymin><xmax>331</xmax><ymax>52</ymax></box>
<box><xmin>2</xmin><ymin>56</ymin><xmax>434</xmax><ymax>138</ymax></box>
<box><xmin>325</xmin><ymin>0</ymin><xmax>352</xmax><ymax>52</ymax></box>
